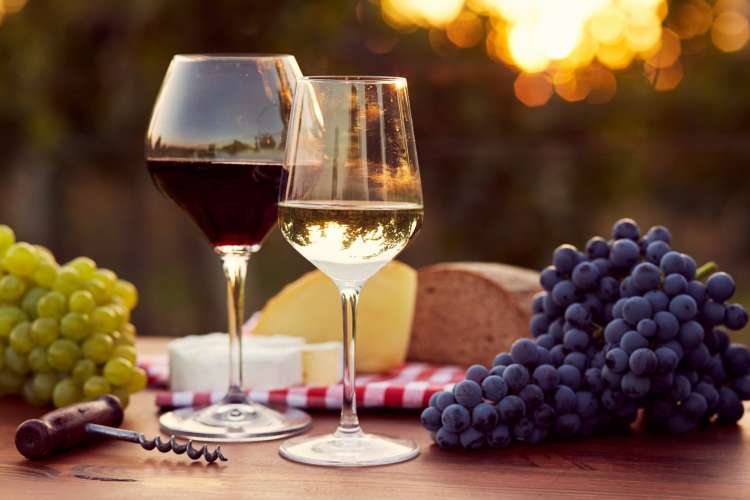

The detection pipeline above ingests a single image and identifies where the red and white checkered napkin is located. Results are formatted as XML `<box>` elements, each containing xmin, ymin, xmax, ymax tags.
<box><xmin>138</xmin><ymin>354</ymin><xmax>466</xmax><ymax>410</ymax></box>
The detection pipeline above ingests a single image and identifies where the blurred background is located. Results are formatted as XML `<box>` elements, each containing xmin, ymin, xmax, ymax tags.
<box><xmin>0</xmin><ymin>0</ymin><xmax>748</xmax><ymax>339</ymax></box>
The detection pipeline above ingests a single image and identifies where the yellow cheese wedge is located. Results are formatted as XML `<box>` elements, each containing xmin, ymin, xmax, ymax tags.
<box><xmin>252</xmin><ymin>261</ymin><xmax>417</xmax><ymax>373</ymax></box>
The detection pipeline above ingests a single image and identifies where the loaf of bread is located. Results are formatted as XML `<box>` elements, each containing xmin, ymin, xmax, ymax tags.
<box><xmin>408</xmin><ymin>262</ymin><xmax>541</xmax><ymax>367</ymax></box>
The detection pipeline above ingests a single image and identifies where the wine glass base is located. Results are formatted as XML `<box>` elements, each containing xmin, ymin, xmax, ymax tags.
<box><xmin>159</xmin><ymin>402</ymin><xmax>311</xmax><ymax>443</ymax></box>
<box><xmin>279</xmin><ymin>431</ymin><xmax>420</xmax><ymax>467</ymax></box>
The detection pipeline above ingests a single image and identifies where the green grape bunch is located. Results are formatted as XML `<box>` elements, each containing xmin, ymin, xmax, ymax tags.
<box><xmin>0</xmin><ymin>224</ymin><xmax>145</xmax><ymax>409</ymax></box>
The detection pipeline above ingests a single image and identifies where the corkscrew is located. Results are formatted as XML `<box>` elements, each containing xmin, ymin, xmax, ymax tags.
<box><xmin>15</xmin><ymin>395</ymin><xmax>227</xmax><ymax>464</ymax></box>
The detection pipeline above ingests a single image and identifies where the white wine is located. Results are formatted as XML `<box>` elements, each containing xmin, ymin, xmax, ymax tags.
<box><xmin>278</xmin><ymin>201</ymin><xmax>423</xmax><ymax>284</ymax></box>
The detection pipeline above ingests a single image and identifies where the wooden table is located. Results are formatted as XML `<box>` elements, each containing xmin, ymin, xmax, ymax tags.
<box><xmin>2</xmin><ymin>338</ymin><xmax>750</xmax><ymax>499</ymax></box>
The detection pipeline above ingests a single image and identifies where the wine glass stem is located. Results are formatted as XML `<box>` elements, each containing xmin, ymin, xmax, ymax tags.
<box><xmin>217</xmin><ymin>245</ymin><xmax>251</xmax><ymax>404</ymax></box>
<box><xmin>336</xmin><ymin>284</ymin><xmax>362</xmax><ymax>436</ymax></box>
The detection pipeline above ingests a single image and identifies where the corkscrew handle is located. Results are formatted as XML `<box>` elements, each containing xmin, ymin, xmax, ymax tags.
<box><xmin>15</xmin><ymin>395</ymin><xmax>124</xmax><ymax>460</ymax></box>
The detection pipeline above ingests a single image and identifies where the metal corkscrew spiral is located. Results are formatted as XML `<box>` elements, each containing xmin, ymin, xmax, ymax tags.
<box><xmin>87</xmin><ymin>423</ymin><xmax>228</xmax><ymax>463</ymax></box>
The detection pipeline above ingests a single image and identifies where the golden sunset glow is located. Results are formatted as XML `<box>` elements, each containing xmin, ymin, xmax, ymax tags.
<box><xmin>380</xmin><ymin>0</ymin><xmax>750</xmax><ymax>106</ymax></box>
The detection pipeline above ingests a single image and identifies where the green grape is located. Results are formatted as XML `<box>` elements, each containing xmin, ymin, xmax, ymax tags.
<box><xmin>82</xmin><ymin>332</ymin><xmax>113</xmax><ymax>363</ymax></box>
<box><xmin>53</xmin><ymin>377</ymin><xmax>81</xmax><ymax>408</ymax></box>
<box><xmin>119</xmin><ymin>323</ymin><xmax>136</xmax><ymax>345</ymax></box>
<box><xmin>84</xmin><ymin>277</ymin><xmax>112</xmax><ymax>304</ymax></box>
<box><xmin>0</xmin><ymin>224</ymin><xmax>15</xmax><ymax>254</ymax></box>
<box><xmin>28</xmin><ymin>345</ymin><xmax>52</xmax><ymax>372</ymax></box>
<box><xmin>60</xmin><ymin>312</ymin><xmax>91</xmax><ymax>342</ymax></box>
<box><xmin>111</xmin><ymin>386</ymin><xmax>130</xmax><ymax>408</ymax></box>
<box><xmin>33</xmin><ymin>261</ymin><xmax>59</xmax><ymax>288</ymax></box>
<box><xmin>109</xmin><ymin>330</ymin><xmax>122</xmax><ymax>344</ymax></box>
<box><xmin>32</xmin><ymin>371</ymin><xmax>60</xmax><ymax>401</ymax></box>
<box><xmin>113</xmin><ymin>279</ymin><xmax>138</xmax><ymax>310</ymax></box>
<box><xmin>30</xmin><ymin>317</ymin><xmax>60</xmax><ymax>346</ymax></box>
<box><xmin>53</xmin><ymin>266</ymin><xmax>82</xmax><ymax>296</ymax></box>
<box><xmin>34</xmin><ymin>245</ymin><xmax>56</xmax><ymax>264</ymax></box>
<box><xmin>125</xmin><ymin>366</ymin><xmax>147</xmax><ymax>394</ymax></box>
<box><xmin>2</xmin><ymin>242</ymin><xmax>38</xmax><ymax>277</ymax></box>
<box><xmin>68</xmin><ymin>289</ymin><xmax>96</xmax><ymax>314</ymax></box>
<box><xmin>5</xmin><ymin>346</ymin><xmax>29</xmax><ymax>374</ymax></box>
<box><xmin>103</xmin><ymin>356</ymin><xmax>133</xmax><ymax>386</ymax></box>
<box><xmin>9</xmin><ymin>321</ymin><xmax>33</xmax><ymax>354</ymax></box>
<box><xmin>83</xmin><ymin>375</ymin><xmax>111</xmax><ymax>400</ymax></box>
<box><xmin>47</xmin><ymin>338</ymin><xmax>81</xmax><ymax>371</ymax></box>
<box><xmin>90</xmin><ymin>306</ymin><xmax>118</xmax><ymax>333</ymax></box>
<box><xmin>72</xmin><ymin>358</ymin><xmax>96</xmax><ymax>384</ymax></box>
<box><xmin>0</xmin><ymin>368</ymin><xmax>24</xmax><ymax>395</ymax></box>
<box><xmin>67</xmin><ymin>256</ymin><xmax>96</xmax><ymax>280</ymax></box>
<box><xmin>112</xmin><ymin>344</ymin><xmax>137</xmax><ymax>365</ymax></box>
<box><xmin>93</xmin><ymin>268</ymin><xmax>117</xmax><ymax>289</ymax></box>
<box><xmin>23</xmin><ymin>379</ymin><xmax>47</xmax><ymax>406</ymax></box>
<box><xmin>36</xmin><ymin>291</ymin><xmax>67</xmax><ymax>319</ymax></box>
<box><xmin>0</xmin><ymin>306</ymin><xmax>27</xmax><ymax>338</ymax></box>
<box><xmin>109</xmin><ymin>302</ymin><xmax>130</xmax><ymax>327</ymax></box>
<box><xmin>21</xmin><ymin>286</ymin><xmax>49</xmax><ymax>318</ymax></box>
<box><xmin>0</xmin><ymin>274</ymin><xmax>28</xmax><ymax>302</ymax></box>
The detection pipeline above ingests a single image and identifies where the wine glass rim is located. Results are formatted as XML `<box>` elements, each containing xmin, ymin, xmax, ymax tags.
<box><xmin>302</xmin><ymin>76</ymin><xmax>406</xmax><ymax>84</ymax></box>
<box><xmin>173</xmin><ymin>53</ymin><xmax>296</xmax><ymax>61</ymax></box>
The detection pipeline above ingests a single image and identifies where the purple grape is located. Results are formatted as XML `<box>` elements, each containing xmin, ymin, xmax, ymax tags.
<box><xmin>532</xmin><ymin>292</ymin><xmax>545</xmax><ymax>313</ymax></box>
<box><xmin>553</xmin><ymin>244</ymin><xmax>580</xmax><ymax>275</ymax></box>
<box><xmin>481</xmin><ymin>375</ymin><xmax>508</xmax><ymax>402</ymax></box>
<box><xmin>519</xmin><ymin>384</ymin><xmax>545</xmax><ymax>410</ymax></box>
<box><xmin>453</xmin><ymin>380</ymin><xmax>483</xmax><ymax>408</ymax></box>
<box><xmin>619</xmin><ymin>277</ymin><xmax>638</xmax><ymax>298</ymax></box>
<box><xmin>435</xmin><ymin>427</ymin><xmax>459</xmax><ymax>448</ymax></box>
<box><xmin>695</xmin><ymin>382</ymin><xmax>720</xmax><ymax>409</ymax></box>
<box><xmin>549</xmin><ymin>345</ymin><xmax>566</xmax><ymax>366</ymax></box>
<box><xmin>421</xmin><ymin>406</ymin><xmax>443</xmax><ymax>431</ymax></box>
<box><xmin>604</xmin><ymin>318</ymin><xmax>629</xmax><ymax>344</ymax></box>
<box><xmin>602</xmin><ymin>365</ymin><xmax>623</xmax><ymax>388</ymax></box>
<box><xmin>557</xmin><ymin>364</ymin><xmax>582</xmax><ymax>390</ymax></box>
<box><xmin>606</xmin><ymin>348</ymin><xmax>630</xmax><ymax>373</ymax></box>
<box><xmin>529</xmin><ymin>427</ymin><xmax>549</xmax><ymax>444</ymax></box>
<box><xmin>536</xmin><ymin>333</ymin><xmax>555</xmax><ymax>350</ymax></box>
<box><xmin>486</xmin><ymin>424</ymin><xmax>511</xmax><ymax>448</ymax></box>
<box><xmin>667</xmin><ymin>412</ymin><xmax>696</xmax><ymax>434</ymax></box>
<box><xmin>646</xmin><ymin>241</ymin><xmax>671</xmax><ymax>265</ymax></box>
<box><xmin>543</xmin><ymin>292</ymin><xmax>563</xmax><ymax>316</ymax></box>
<box><xmin>585</xmin><ymin>236</ymin><xmax>609</xmax><ymax>259</ymax></box>
<box><xmin>489</xmin><ymin>365</ymin><xmax>506</xmax><ymax>377</ymax></box>
<box><xmin>601</xmin><ymin>388</ymin><xmax>625</xmax><ymax>411</ymax></box>
<box><xmin>494</xmin><ymin>352</ymin><xmax>513</xmax><ymax>366</ymax></box>
<box><xmin>686</xmin><ymin>280</ymin><xmax>706</xmax><ymax>306</ymax></box>
<box><xmin>532</xmin><ymin>364</ymin><xmax>559</xmax><ymax>392</ymax></box>
<box><xmin>660</xmin><ymin>251</ymin><xmax>685</xmax><ymax>275</ymax></box>
<box><xmin>497</xmin><ymin>394</ymin><xmax>525</xmax><ymax>422</ymax></box>
<box><xmin>620</xmin><ymin>331</ymin><xmax>649</xmax><ymax>354</ymax></box>
<box><xmin>612</xmin><ymin>218</ymin><xmax>640</xmax><ymax>241</ymax></box>
<box><xmin>572</xmin><ymin>262</ymin><xmax>600</xmax><ymax>290</ymax></box>
<box><xmin>669</xmin><ymin>294</ymin><xmax>698</xmax><ymax>322</ymax></box>
<box><xmin>724</xmin><ymin>345</ymin><xmax>750</xmax><ymax>377</ymax></box>
<box><xmin>563</xmin><ymin>328</ymin><xmax>590</xmax><ymax>352</ymax></box>
<box><xmin>670</xmin><ymin>375</ymin><xmax>691</xmax><ymax>402</ymax></box>
<box><xmin>529</xmin><ymin>313</ymin><xmax>550</xmax><ymax>337</ymax></box>
<box><xmin>631</xmin><ymin>262</ymin><xmax>661</xmax><ymax>292</ymax></box>
<box><xmin>592</xmin><ymin>257</ymin><xmax>612</xmax><ymax>276</ymax></box>
<box><xmin>681</xmin><ymin>254</ymin><xmax>697</xmax><ymax>281</ymax></box>
<box><xmin>512</xmin><ymin>417</ymin><xmax>535</xmax><ymax>441</ymax></box>
<box><xmin>645</xmin><ymin>225</ymin><xmax>672</xmax><ymax>245</ymax></box>
<box><xmin>654</xmin><ymin>311</ymin><xmax>680</xmax><ymax>341</ymax></box>
<box><xmin>655</xmin><ymin>347</ymin><xmax>679</xmax><ymax>373</ymax></box>
<box><xmin>537</xmin><ymin>345</ymin><xmax>552</xmax><ymax>366</ymax></box>
<box><xmin>552</xmin><ymin>280</ymin><xmax>577</xmax><ymax>307</ymax></box>
<box><xmin>435</xmin><ymin>391</ymin><xmax>455</xmax><ymax>411</ymax></box>
<box><xmin>663</xmin><ymin>273</ymin><xmax>688</xmax><ymax>297</ymax></box>
<box><xmin>471</xmin><ymin>402</ymin><xmax>499</xmax><ymax>432</ymax></box>
<box><xmin>503</xmin><ymin>364</ymin><xmax>530</xmax><ymax>393</ymax></box>
<box><xmin>717</xmin><ymin>387</ymin><xmax>744</xmax><ymax>423</ymax></box>
<box><xmin>706</xmin><ymin>272</ymin><xmax>736</xmax><ymax>302</ymax></box>
<box><xmin>623</xmin><ymin>297</ymin><xmax>652</xmax><ymax>326</ymax></box>
<box><xmin>428</xmin><ymin>392</ymin><xmax>440</xmax><ymax>408</ymax></box>
<box><xmin>554</xmin><ymin>385</ymin><xmax>577</xmax><ymax>413</ymax></box>
<box><xmin>613</xmin><ymin>297</ymin><xmax>627</xmax><ymax>318</ymax></box>
<box><xmin>701</xmin><ymin>301</ymin><xmax>726</xmax><ymax>327</ymax></box>
<box><xmin>564</xmin><ymin>303</ymin><xmax>591</xmax><ymax>328</ymax></box>
<box><xmin>724</xmin><ymin>303</ymin><xmax>748</xmax><ymax>330</ymax></box>
<box><xmin>678</xmin><ymin>320</ymin><xmax>704</xmax><ymax>350</ymax></box>
<box><xmin>731</xmin><ymin>375</ymin><xmax>750</xmax><ymax>399</ymax></box>
<box><xmin>684</xmin><ymin>343</ymin><xmax>710</xmax><ymax>370</ymax></box>
<box><xmin>555</xmin><ymin>413</ymin><xmax>582</xmax><ymax>436</ymax></box>
<box><xmin>637</xmin><ymin>318</ymin><xmax>657</xmax><ymax>338</ymax></box>
<box><xmin>442</xmin><ymin>404</ymin><xmax>471</xmax><ymax>432</ymax></box>
<box><xmin>629</xmin><ymin>348</ymin><xmax>657</xmax><ymax>375</ymax></box>
<box><xmin>576</xmin><ymin>390</ymin><xmax>599</xmax><ymax>418</ymax></box>
<box><xmin>532</xmin><ymin>403</ymin><xmax>556</xmax><ymax>428</ymax></box>
<box><xmin>597</xmin><ymin>276</ymin><xmax>619</xmax><ymax>302</ymax></box>
<box><xmin>511</xmin><ymin>338</ymin><xmax>541</xmax><ymax>366</ymax></box>
<box><xmin>621</xmin><ymin>372</ymin><xmax>650</xmax><ymax>398</ymax></box>
<box><xmin>564</xmin><ymin>351</ymin><xmax>588</xmax><ymax>372</ymax></box>
<box><xmin>466</xmin><ymin>364</ymin><xmax>489</xmax><ymax>384</ymax></box>
<box><xmin>459</xmin><ymin>427</ymin><xmax>485</xmax><ymax>449</ymax></box>
<box><xmin>540</xmin><ymin>266</ymin><xmax>563</xmax><ymax>291</ymax></box>
<box><xmin>584</xmin><ymin>368</ymin><xmax>604</xmax><ymax>393</ymax></box>
<box><xmin>611</xmin><ymin>239</ymin><xmax>640</xmax><ymax>269</ymax></box>
<box><xmin>652</xmin><ymin>372</ymin><xmax>675</xmax><ymax>392</ymax></box>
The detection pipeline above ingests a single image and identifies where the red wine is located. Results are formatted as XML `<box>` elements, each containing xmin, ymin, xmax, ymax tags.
<box><xmin>147</xmin><ymin>159</ymin><xmax>283</xmax><ymax>247</ymax></box>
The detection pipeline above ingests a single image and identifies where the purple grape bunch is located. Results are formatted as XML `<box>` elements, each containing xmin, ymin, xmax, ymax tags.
<box><xmin>421</xmin><ymin>218</ymin><xmax>750</xmax><ymax>449</ymax></box>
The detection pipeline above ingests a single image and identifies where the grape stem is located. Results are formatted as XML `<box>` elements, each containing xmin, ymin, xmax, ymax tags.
<box><xmin>696</xmin><ymin>261</ymin><xmax>718</xmax><ymax>281</ymax></box>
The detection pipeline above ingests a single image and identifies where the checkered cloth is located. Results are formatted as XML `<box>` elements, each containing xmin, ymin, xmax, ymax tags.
<box><xmin>138</xmin><ymin>354</ymin><xmax>466</xmax><ymax>410</ymax></box>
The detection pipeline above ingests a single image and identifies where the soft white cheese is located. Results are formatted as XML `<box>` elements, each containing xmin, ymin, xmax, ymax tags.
<box><xmin>301</xmin><ymin>341</ymin><xmax>342</xmax><ymax>386</ymax></box>
<box><xmin>168</xmin><ymin>333</ymin><xmax>303</xmax><ymax>392</ymax></box>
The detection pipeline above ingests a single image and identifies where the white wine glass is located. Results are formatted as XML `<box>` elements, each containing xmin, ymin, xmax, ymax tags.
<box><xmin>278</xmin><ymin>76</ymin><xmax>423</xmax><ymax>466</ymax></box>
<box><xmin>145</xmin><ymin>54</ymin><xmax>311</xmax><ymax>442</ymax></box>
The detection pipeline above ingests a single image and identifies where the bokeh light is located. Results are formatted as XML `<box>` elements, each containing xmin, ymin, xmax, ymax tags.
<box><xmin>380</xmin><ymin>0</ymin><xmax>750</xmax><ymax>105</ymax></box>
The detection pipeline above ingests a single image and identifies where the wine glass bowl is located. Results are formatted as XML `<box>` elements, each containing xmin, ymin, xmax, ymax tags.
<box><xmin>278</xmin><ymin>76</ymin><xmax>423</xmax><ymax>466</ymax></box>
<box><xmin>145</xmin><ymin>54</ymin><xmax>311</xmax><ymax>442</ymax></box>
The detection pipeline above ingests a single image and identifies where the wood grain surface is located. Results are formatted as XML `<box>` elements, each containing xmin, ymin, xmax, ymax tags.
<box><xmin>1</xmin><ymin>337</ymin><xmax>749</xmax><ymax>499</ymax></box>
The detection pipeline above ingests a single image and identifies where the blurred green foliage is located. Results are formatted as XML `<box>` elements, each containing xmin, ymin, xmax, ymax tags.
<box><xmin>0</xmin><ymin>1</ymin><xmax>747</xmax><ymax>341</ymax></box>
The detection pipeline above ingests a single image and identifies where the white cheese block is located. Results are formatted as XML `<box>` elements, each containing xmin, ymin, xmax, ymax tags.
<box><xmin>302</xmin><ymin>341</ymin><xmax>342</xmax><ymax>386</ymax></box>
<box><xmin>168</xmin><ymin>333</ymin><xmax>303</xmax><ymax>392</ymax></box>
